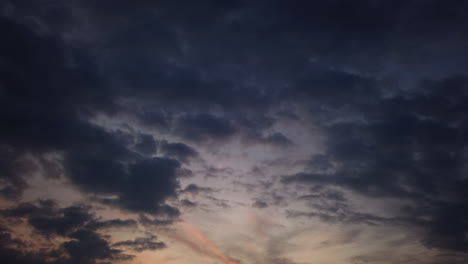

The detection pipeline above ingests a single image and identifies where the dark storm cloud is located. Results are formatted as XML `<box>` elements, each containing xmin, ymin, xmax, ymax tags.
<box><xmin>0</xmin><ymin>200</ymin><xmax>172</xmax><ymax>263</ymax></box>
<box><xmin>419</xmin><ymin>202</ymin><xmax>468</xmax><ymax>252</ymax></box>
<box><xmin>113</xmin><ymin>234</ymin><xmax>166</xmax><ymax>252</ymax></box>
<box><xmin>87</xmin><ymin>219</ymin><xmax>138</xmax><ymax>231</ymax></box>
<box><xmin>173</xmin><ymin>113</ymin><xmax>236</xmax><ymax>143</ymax></box>
<box><xmin>0</xmin><ymin>14</ymin><xmax>115</xmax><ymax>150</ymax></box>
<box><xmin>0</xmin><ymin>9</ymin><xmax>185</xmax><ymax>217</ymax></box>
<box><xmin>137</xmin><ymin>109</ymin><xmax>172</xmax><ymax>129</ymax></box>
<box><xmin>159</xmin><ymin>141</ymin><xmax>199</xmax><ymax>163</ymax></box>
<box><xmin>0</xmin><ymin>14</ymin><xmax>112</xmax><ymax>199</ymax></box>
<box><xmin>0</xmin><ymin>4</ymin><xmax>223</xmax><ymax>222</ymax></box>
<box><xmin>1</xmin><ymin>200</ymin><xmax>93</xmax><ymax>237</ymax></box>
<box><xmin>63</xmin><ymin>229</ymin><xmax>133</xmax><ymax>264</ymax></box>
<box><xmin>0</xmin><ymin>12</ymin><xmax>184</xmax><ymax>220</ymax></box>
<box><xmin>1</xmin><ymin>200</ymin><xmax>135</xmax><ymax>235</ymax></box>
<box><xmin>135</xmin><ymin>134</ymin><xmax>158</xmax><ymax>155</ymax></box>
<box><xmin>2</xmin><ymin>0</ymin><xmax>468</xmax><ymax>260</ymax></box>
<box><xmin>283</xmin><ymin>76</ymin><xmax>468</xmax><ymax>252</ymax></box>
<box><xmin>6</xmin><ymin>0</ymin><xmax>468</xmax><ymax>83</ymax></box>
<box><xmin>0</xmin><ymin>200</ymin><xmax>161</xmax><ymax>263</ymax></box>
<box><xmin>120</xmin><ymin>0</ymin><xmax>468</xmax><ymax>86</ymax></box>
<box><xmin>0</xmin><ymin>146</ymin><xmax>35</xmax><ymax>199</ymax></box>
<box><xmin>107</xmin><ymin>157</ymin><xmax>182</xmax><ymax>216</ymax></box>
<box><xmin>0</xmin><ymin>225</ymin><xmax>50</xmax><ymax>264</ymax></box>
<box><xmin>64</xmin><ymin>142</ymin><xmax>183</xmax><ymax>216</ymax></box>
<box><xmin>288</xmin><ymin>69</ymin><xmax>379</xmax><ymax>110</ymax></box>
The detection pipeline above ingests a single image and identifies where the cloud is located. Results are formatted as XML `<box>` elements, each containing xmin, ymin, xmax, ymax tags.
<box><xmin>180</xmin><ymin>199</ymin><xmax>197</xmax><ymax>208</ymax></box>
<box><xmin>138</xmin><ymin>214</ymin><xmax>175</xmax><ymax>227</ymax></box>
<box><xmin>248</xmin><ymin>210</ymin><xmax>282</xmax><ymax>238</ymax></box>
<box><xmin>113</xmin><ymin>234</ymin><xmax>166</xmax><ymax>252</ymax></box>
<box><xmin>0</xmin><ymin>13</ymin><xmax>186</xmax><ymax>220</ymax></box>
<box><xmin>170</xmin><ymin>222</ymin><xmax>239</xmax><ymax>264</ymax></box>
<box><xmin>0</xmin><ymin>224</ymin><xmax>50</xmax><ymax>264</ymax></box>
<box><xmin>87</xmin><ymin>219</ymin><xmax>138</xmax><ymax>231</ymax></box>
<box><xmin>174</xmin><ymin>113</ymin><xmax>236</xmax><ymax>143</ymax></box>
<box><xmin>2</xmin><ymin>0</ymin><xmax>468</xmax><ymax>262</ymax></box>
<box><xmin>182</xmin><ymin>184</ymin><xmax>215</xmax><ymax>196</ymax></box>
<box><xmin>107</xmin><ymin>157</ymin><xmax>182</xmax><ymax>216</ymax></box>
<box><xmin>0</xmin><ymin>14</ymin><xmax>113</xmax><ymax>200</ymax></box>
<box><xmin>63</xmin><ymin>229</ymin><xmax>133</xmax><ymax>264</ymax></box>
<box><xmin>1</xmin><ymin>200</ymin><xmax>93</xmax><ymax>237</ymax></box>
<box><xmin>0</xmin><ymin>199</ymin><xmax>198</xmax><ymax>263</ymax></box>
<box><xmin>135</xmin><ymin>134</ymin><xmax>158</xmax><ymax>155</ymax></box>
<box><xmin>282</xmin><ymin>76</ymin><xmax>468</xmax><ymax>252</ymax></box>
<box><xmin>261</xmin><ymin>133</ymin><xmax>293</xmax><ymax>147</ymax></box>
<box><xmin>0</xmin><ymin>200</ymin><xmax>152</xmax><ymax>264</ymax></box>
<box><xmin>252</xmin><ymin>200</ymin><xmax>269</xmax><ymax>209</ymax></box>
<box><xmin>159</xmin><ymin>141</ymin><xmax>199</xmax><ymax>163</ymax></box>
<box><xmin>243</xmin><ymin>132</ymin><xmax>294</xmax><ymax>148</ymax></box>
<box><xmin>68</xmin><ymin>154</ymin><xmax>183</xmax><ymax>217</ymax></box>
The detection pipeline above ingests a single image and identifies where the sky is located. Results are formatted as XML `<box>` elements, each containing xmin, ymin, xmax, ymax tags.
<box><xmin>1</xmin><ymin>1</ymin><xmax>468</xmax><ymax>264</ymax></box>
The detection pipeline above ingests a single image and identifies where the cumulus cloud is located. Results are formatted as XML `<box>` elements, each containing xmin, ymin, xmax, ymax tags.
<box><xmin>0</xmin><ymin>199</ymin><xmax>163</xmax><ymax>263</ymax></box>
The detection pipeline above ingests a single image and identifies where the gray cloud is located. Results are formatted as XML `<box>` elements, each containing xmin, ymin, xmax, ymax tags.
<box><xmin>2</xmin><ymin>0</ymin><xmax>468</xmax><ymax>262</ymax></box>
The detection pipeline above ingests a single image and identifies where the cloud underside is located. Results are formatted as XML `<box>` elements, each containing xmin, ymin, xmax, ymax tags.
<box><xmin>0</xmin><ymin>200</ymin><xmax>166</xmax><ymax>264</ymax></box>
<box><xmin>1</xmin><ymin>1</ymin><xmax>468</xmax><ymax>263</ymax></box>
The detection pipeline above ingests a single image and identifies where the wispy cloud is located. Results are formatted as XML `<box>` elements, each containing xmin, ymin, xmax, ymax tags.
<box><xmin>164</xmin><ymin>222</ymin><xmax>238</xmax><ymax>264</ymax></box>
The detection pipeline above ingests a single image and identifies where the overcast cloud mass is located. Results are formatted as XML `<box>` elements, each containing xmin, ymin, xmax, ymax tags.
<box><xmin>1</xmin><ymin>1</ymin><xmax>468</xmax><ymax>263</ymax></box>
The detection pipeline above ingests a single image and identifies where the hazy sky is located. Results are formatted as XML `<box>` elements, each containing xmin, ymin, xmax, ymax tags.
<box><xmin>1</xmin><ymin>1</ymin><xmax>468</xmax><ymax>264</ymax></box>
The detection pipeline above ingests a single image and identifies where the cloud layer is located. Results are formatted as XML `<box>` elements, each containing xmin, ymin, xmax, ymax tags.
<box><xmin>1</xmin><ymin>1</ymin><xmax>468</xmax><ymax>263</ymax></box>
